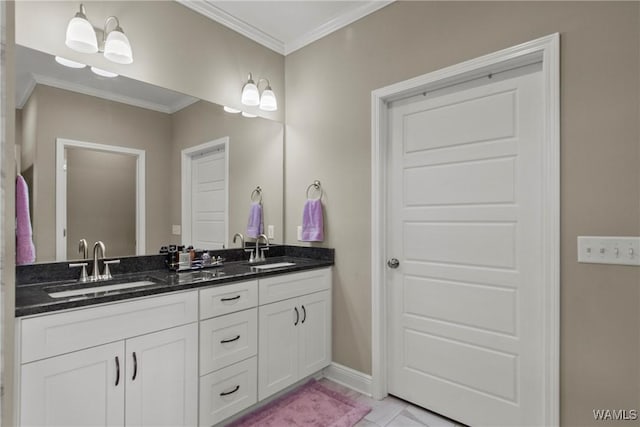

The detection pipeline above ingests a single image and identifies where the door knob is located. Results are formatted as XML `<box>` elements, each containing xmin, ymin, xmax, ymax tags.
<box><xmin>387</xmin><ymin>258</ymin><xmax>400</xmax><ymax>269</ymax></box>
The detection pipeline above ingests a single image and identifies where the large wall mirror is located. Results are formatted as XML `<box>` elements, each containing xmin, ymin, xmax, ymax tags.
<box><xmin>15</xmin><ymin>45</ymin><xmax>284</xmax><ymax>264</ymax></box>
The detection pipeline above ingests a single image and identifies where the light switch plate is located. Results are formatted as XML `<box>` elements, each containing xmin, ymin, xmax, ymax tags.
<box><xmin>172</xmin><ymin>225</ymin><xmax>181</xmax><ymax>235</ymax></box>
<box><xmin>297</xmin><ymin>226</ymin><xmax>303</xmax><ymax>241</ymax></box>
<box><xmin>577</xmin><ymin>236</ymin><xmax>640</xmax><ymax>266</ymax></box>
<box><xmin>267</xmin><ymin>225</ymin><xmax>274</xmax><ymax>239</ymax></box>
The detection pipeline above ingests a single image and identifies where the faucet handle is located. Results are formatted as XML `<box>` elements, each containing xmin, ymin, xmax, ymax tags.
<box><xmin>103</xmin><ymin>260</ymin><xmax>120</xmax><ymax>280</ymax></box>
<box><xmin>69</xmin><ymin>262</ymin><xmax>89</xmax><ymax>283</ymax></box>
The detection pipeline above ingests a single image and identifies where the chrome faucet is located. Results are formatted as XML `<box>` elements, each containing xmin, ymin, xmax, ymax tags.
<box><xmin>255</xmin><ymin>234</ymin><xmax>270</xmax><ymax>262</ymax></box>
<box><xmin>91</xmin><ymin>241</ymin><xmax>105</xmax><ymax>281</ymax></box>
<box><xmin>78</xmin><ymin>238</ymin><xmax>88</xmax><ymax>259</ymax></box>
<box><xmin>233</xmin><ymin>232</ymin><xmax>245</xmax><ymax>248</ymax></box>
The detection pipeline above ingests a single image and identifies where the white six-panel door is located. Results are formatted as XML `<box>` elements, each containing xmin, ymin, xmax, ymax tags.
<box><xmin>387</xmin><ymin>69</ymin><xmax>544</xmax><ymax>426</ymax></box>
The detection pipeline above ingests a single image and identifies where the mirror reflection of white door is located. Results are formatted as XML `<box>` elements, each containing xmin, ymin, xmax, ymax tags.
<box><xmin>55</xmin><ymin>138</ymin><xmax>146</xmax><ymax>261</ymax></box>
<box><xmin>181</xmin><ymin>137</ymin><xmax>229</xmax><ymax>250</ymax></box>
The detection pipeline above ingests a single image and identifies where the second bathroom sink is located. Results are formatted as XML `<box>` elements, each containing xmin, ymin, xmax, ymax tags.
<box><xmin>250</xmin><ymin>262</ymin><xmax>296</xmax><ymax>270</ymax></box>
<box><xmin>46</xmin><ymin>279</ymin><xmax>160</xmax><ymax>299</ymax></box>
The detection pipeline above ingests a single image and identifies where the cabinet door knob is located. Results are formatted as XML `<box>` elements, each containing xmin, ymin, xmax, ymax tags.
<box><xmin>220</xmin><ymin>335</ymin><xmax>241</xmax><ymax>344</ymax></box>
<box><xmin>294</xmin><ymin>307</ymin><xmax>299</xmax><ymax>326</ymax></box>
<box><xmin>220</xmin><ymin>385</ymin><xmax>240</xmax><ymax>397</ymax></box>
<box><xmin>301</xmin><ymin>305</ymin><xmax>307</xmax><ymax>324</ymax></box>
<box><xmin>115</xmin><ymin>356</ymin><xmax>120</xmax><ymax>386</ymax></box>
<box><xmin>132</xmin><ymin>352</ymin><xmax>138</xmax><ymax>381</ymax></box>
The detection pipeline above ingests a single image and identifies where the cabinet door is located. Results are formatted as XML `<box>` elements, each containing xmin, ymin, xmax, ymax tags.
<box><xmin>258</xmin><ymin>298</ymin><xmax>299</xmax><ymax>400</ymax></box>
<box><xmin>20</xmin><ymin>341</ymin><xmax>125</xmax><ymax>427</ymax></box>
<box><xmin>125</xmin><ymin>323</ymin><xmax>198</xmax><ymax>427</ymax></box>
<box><xmin>298</xmin><ymin>290</ymin><xmax>332</xmax><ymax>378</ymax></box>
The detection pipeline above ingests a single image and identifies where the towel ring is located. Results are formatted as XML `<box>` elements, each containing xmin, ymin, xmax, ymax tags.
<box><xmin>251</xmin><ymin>187</ymin><xmax>262</xmax><ymax>203</ymax></box>
<box><xmin>306</xmin><ymin>180</ymin><xmax>323</xmax><ymax>200</ymax></box>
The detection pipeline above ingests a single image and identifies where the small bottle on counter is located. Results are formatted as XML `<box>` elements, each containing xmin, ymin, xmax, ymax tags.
<box><xmin>201</xmin><ymin>252</ymin><xmax>211</xmax><ymax>266</ymax></box>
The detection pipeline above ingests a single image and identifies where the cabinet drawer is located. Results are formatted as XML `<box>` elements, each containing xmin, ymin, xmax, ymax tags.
<box><xmin>200</xmin><ymin>280</ymin><xmax>258</xmax><ymax>319</ymax></box>
<box><xmin>200</xmin><ymin>308</ymin><xmax>257</xmax><ymax>375</ymax></box>
<box><xmin>259</xmin><ymin>268</ymin><xmax>331</xmax><ymax>305</ymax></box>
<box><xmin>199</xmin><ymin>357</ymin><xmax>257</xmax><ymax>427</ymax></box>
<box><xmin>21</xmin><ymin>291</ymin><xmax>198</xmax><ymax>363</ymax></box>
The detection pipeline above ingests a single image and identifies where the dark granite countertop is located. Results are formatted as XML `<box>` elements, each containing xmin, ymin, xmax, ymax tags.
<box><xmin>16</xmin><ymin>247</ymin><xmax>334</xmax><ymax>317</ymax></box>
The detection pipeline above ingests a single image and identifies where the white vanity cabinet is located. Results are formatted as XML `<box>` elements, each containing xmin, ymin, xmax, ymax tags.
<box><xmin>258</xmin><ymin>268</ymin><xmax>332</xmax><ymax>400</ymax></box>
<box><xmin>17</xmin><ymin>291</ymin><xmax>199</xmax><ymax>427</ymax></box>
<box><xmin>16</xmin><ymin>266</ymin><xmax>332</xmax><ymax>427</ymax></box>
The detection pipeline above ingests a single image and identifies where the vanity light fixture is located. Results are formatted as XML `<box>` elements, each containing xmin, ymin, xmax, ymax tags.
<box><xmin>65</xmin><ymin>3</ymin><xmax>134</xmax><ymax>65</ymax></box>
<box><xmin>241</xmin><ymin>73</ymin><xmax>278</xmax><ymax>112</ymax></box>
<box><xmin>55</xmin><ymin>56</ymin><xmax>87</xmax><ymax>69</ymax></box>
<box><xmin>241</xmin><ymin>111</ymin><xmax>257</xmax><ymax>118</ymax></box>
<box><xmin>223</xmin><ymin>106</ymin><xmax>242</xmax><ymax>114</ymax></box>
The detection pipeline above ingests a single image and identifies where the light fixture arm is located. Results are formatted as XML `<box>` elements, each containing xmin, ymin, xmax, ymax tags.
<box><xmin>104</xmin><ymin>16</ymin><xmax>122</xmax><ymax>35</ymax></box>
<box><xmin>257</xmin><ymin>78</ymin><xmax>272</xmax><ymax>92</ymax></box>
<box><xmin>75</xmin><ymin>3</ymin><xmax>88</xmax><ymax>19</ymax></box>
<box><xmin>102</xmin><ymin>16</ymin><xmax>122</xmax><ymax>45</ymax></box>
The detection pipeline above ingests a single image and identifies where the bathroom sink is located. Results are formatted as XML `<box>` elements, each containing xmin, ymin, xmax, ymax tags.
<box><xmin>46</xmin><ymin>279</ymin><xmax>160</xmax><ymax>299</ymax></box>
<box><xmin>250</xmin><ymin>262</ymin><xmax>296</xmax><ymax>270</ymax></box>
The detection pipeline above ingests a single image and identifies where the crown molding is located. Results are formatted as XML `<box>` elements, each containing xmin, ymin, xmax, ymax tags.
<box><xmin>176</xmin><ymin>0</ymin><xmax>394</xmax><ymax>56</ymax></box>
<box><xmin>176</xmin><ymin>0</ymin><xmax>285</xmax><ymax>54</ymax></box>
<box><xmin>284</xmin><ymin>1</ymin><xmax>394</xmax><ymax>55</ymax></box>
<box><xmin>27</xmin><ymin>73</ymin><xmax>196</xmax><ymax>114</ymax></box>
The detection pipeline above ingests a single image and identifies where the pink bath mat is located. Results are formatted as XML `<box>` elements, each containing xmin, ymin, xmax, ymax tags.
<box><xmin>228</xmin><ymin>379</ymin><xmax>371</xmax><ymax>427</ymax></box>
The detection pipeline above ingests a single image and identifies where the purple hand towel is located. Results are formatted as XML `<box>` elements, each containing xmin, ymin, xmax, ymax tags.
<box><xmin>246</xmin><ymin>202</ymin><xmax>263</xmax><ymax>238</ymax></box>
<box><xmin>16</xmin><ymin>175</ymin><xmax>36</xmax><ymax>264</ymax></box>
<box><xmin>301</xmin><ymin>199</ymin><xmax>324</xmax><ymax>242</ymax></box>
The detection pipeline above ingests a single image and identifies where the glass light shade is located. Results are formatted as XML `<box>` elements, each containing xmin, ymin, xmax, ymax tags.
<box><xmin>104</xmin><ymin>30</ymin><xmax>133</xmax><ymax>64</ymax></box>
<box><xmin>223</xmin><ymin>106</ymin><xmax>242</xmax><ymax>114</ymax></box>
<box><xmin>65</xmin><ymin>16</ymin><xmax>98</xmax><ymax>54</ymax></box>
<box><xmin>241</xmin><ymin>82</ymin><xmax>260</xmax><ymax>106</ymax></box>
<box><xmin>90</xmin><ymin>66</ymin><xmax>118</xmax><ymax>78</ymax></box>
<box><xmin>259</xmin><ymin>88</ymin><xmax>277</xmax><ymax>111</ymax></box>
<box><xmin>55</xmin><ymin>56</ymin><xmax>87</xmax><ymax>69</ymax></box>
<box><xmin>241</xmin><ymin>111</ymin><xmax>257</xmax><ymax>118</ymax></box>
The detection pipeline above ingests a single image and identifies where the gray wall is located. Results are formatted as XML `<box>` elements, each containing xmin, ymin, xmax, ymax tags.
<box><xmin>2</xmin><ymin>2</ymin><xmax>16</xmax><ymax>425</ymax></box>
<box><xmin>283</xmin><ymin>2</ymin><xmax>640</xmax><ymax>426</ymax></box>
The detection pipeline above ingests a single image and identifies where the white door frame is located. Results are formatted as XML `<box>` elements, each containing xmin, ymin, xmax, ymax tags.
<box><xmin>371</xmin><ymin>34</ymin><xmax>560</xmax><ymax>425</ymax></box>
<box><xmin>181</xmin><ymin>137</ymin><xmax>229</xmax><ymax>248</ymax></box>
<box><xmin>56</xmin><ymin>138</ymin><xmax>146</xmax><ymax>261</ymax></box>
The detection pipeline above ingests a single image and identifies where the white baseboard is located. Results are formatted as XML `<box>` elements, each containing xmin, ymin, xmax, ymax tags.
<box><xmin>323</xmin><ymin>362</ymin><xmax>373</xmax><ymax>397</ymax></box>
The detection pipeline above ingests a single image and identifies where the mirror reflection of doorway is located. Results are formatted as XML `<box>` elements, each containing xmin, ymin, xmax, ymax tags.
<box><xmin>66</xmin><ymin>148</ymin><xmax>136</xmax><ymax>259</ymax></box>
<box><xmin>181</xmin><ymin>137</ymin><xmax>229</xmax><ymax>250</ymax></box>
<box><xmin>56</xmin><ymin>138</ymin><xmax>146</xmax><ymax>261</ymax></box>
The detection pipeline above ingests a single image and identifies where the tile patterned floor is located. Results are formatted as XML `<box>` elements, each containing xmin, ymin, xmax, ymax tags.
<box><xmin>319</xmin><ymin>379</ymin><xmax>465</xmax><ymax>427</ymax></box>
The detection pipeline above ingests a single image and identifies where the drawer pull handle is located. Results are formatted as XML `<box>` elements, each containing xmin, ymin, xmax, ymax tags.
<box><xmin>132</xmin><ymin>352</ymin><xmax>138</xmax><ymax>381</ymax></box>
<box><xmin>220</xmin><ymin>385</ymin><xmax>240</xmax><ymax>396</ymax></box>
<box><xmin>294</xmin><ymin>307</ymin><xmax>299</xmax><ymax>326</ymax></box>
<box><xmin>115</xmin><ymin>356</ymin><xmax>120</xmax><ymax>387</ymax></box>
<box><xmin>301</xmin><ymin>305</ymin><xmax>307</xmax><ymax>324</ymax></box>
<box><xmin>220</xmin><ymin>295</ymin><xmax>241</xmax><ymax>302</ymax></box>
<box><xmin>220</xmin><ymin>335</ymin><xmax>240</xmax><ymax>344</ymax></box>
